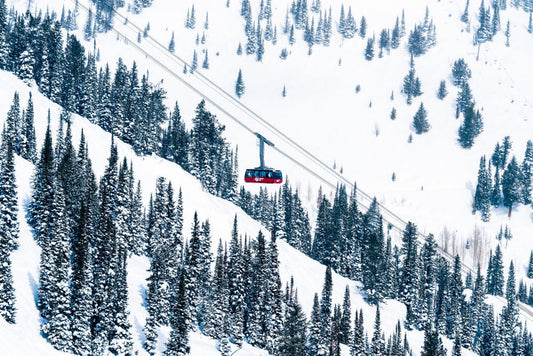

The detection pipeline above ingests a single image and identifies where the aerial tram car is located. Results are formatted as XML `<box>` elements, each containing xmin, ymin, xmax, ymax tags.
<box><xmin>244</xmin><ymin>133</ymin><xmax>283</xmax><ymax>184</ymax></box>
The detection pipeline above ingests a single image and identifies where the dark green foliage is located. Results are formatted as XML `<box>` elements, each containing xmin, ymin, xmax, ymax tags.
<box><xmin>235</xmin><ymin>69</ymin><xmax>245</xmax><ymax>98</ymax></box>
<box><xmin>528</xmin><ymin>251</ymin><xmax>533</xmax><ymax>279</ymax></box>
<box><xmin>458</xmin><ymin>105</ymin><xmax>483</xmax><ymax>149</ymax></box>
<box><xmin>391</xmin><ymin>17</ymin><xmax>401</xmax><ymax>49</ymax></box>
<box><xmin>371</xmin><ymin>306</ymin><xmax>385</xmax><ymax>355</ymax></box>
<box><xmin>164</xmin><ymin>272</ymin><xmax>190</xmax><ymax>356</ymax></box>
<box><xmin>279</xmin><ymin>288</ymin><xmax>307</xmax><ymax>356</ymax></box>
<box><xmin>505</xmin><ymin>20</ymin><xmax>510</xmax><ymax>47</ymax></box>
<box><xmin>0</xmin><ymin>139</ymin><xmax>17</xmax><ymax>324</ymax></box>
<box><xmin>350</xmin><ymin>309</ymin><xmax>365</xmax><ymax>355</ymax></box>
<box><xmin>437</xmin><ymin>80</ymin><xmax>447</xmax><ymax>100</ymax></box>
<box><xmin>359</xmin><ymin>16</ymin><xmax>367</xmax><ymax>38</ymax></box>
<box><xmin>522</xmin><ymin>140</ymin><xmax>533</xmax><ymax>204</ymax></box>
<box><xmin>461</xmin><ymin>0</ymin><xmax>470</xmax><ymax>23</ymax></box>
<box><xmin>473</xmin><ymin>156</ymin><xmax>492</xmax><ymax>221</ymax></box>
<box><xmin>307</xmin><ymin>294</ymin><xmax>322</xmax><ymax>355</ymax></box>
<box><xmin>487</xmin><ymin>245</ymin><xmax>504</xmax><ymax>296</ymax></box>
<box><xmin>421</xmin><ymin>327</ymin><xmax>446</xmax><ymax>356</ymax></box>
<box><xmin>339</xmin><ymin>285</ymin><xmax>351</xmax><ymax>344</ymax></box>
<box><xmin>400</xmin><ymin>222</ymin><xmax>419</xmax><ymax>327</ymax></box>
<box><xmin>456</xmin><ymin>82</ymin><xmax>474</xmax><ymax>113</ymax></box>
<box><xmin>413</xmin><ymin>103</ymin><xmax>430</xmax><ymax>134</ymax></box>
<box><xmin>161</xmin><ymin>102</ymin><xmax>190</xmax><ymax>171</ymax></box>
<box><xmin>502</xmin><ymin>157</ymin><xmax>522</xmax><ymax>216</ymax></box>
<box><xmin>403</xmin><ymin>65</ymin><xmax>422</xmax><ymax>104</ymax></box>
<box><xmin>168</xmin><ymin>31</ymin><xmax>175</xmax><ymax>52</ymax></box>
<box><xmin>452</xmin><ymin>58</ymin><xmax>471</xmax><ymax>86</ymax></box>
<box><xmin>189</xmin><ymin>100</ymin><xmax>235</xmax><ymax>196</ymax></box>
<box><xmin>491</xmin><ymin>166</ymin><xmax>502</xmax><ymax>206</ymax></box>
<box><xmin>320</xmin><ymin>265</ymin><xmax>333</xmax><ymax>351</ymax></box>
<box><xmin>364</xmin><ymin>37</ymin><xmax>374</xmax><ymax>60</ymax></box>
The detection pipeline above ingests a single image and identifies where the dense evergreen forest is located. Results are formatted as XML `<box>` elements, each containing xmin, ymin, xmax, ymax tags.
<box><xmin>1</xmin><ymin>0</ymin><xmax>533</xmax><ymax>355</ymax></box>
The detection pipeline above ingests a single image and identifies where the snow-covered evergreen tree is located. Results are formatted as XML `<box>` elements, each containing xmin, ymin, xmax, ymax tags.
<box><xmin>0</xmin><ymin>138</ymin><xmax>17</xmax><ymax>324</ymax></box>
<box><xmin>235</xmin><ymin>69</ymin><xmax>245</xmax><ymax>98</ymax></box>
<box><xmin>413</xmin><ymin>103</ymin><xmax>430</xmax><ymax>134</ymax></box>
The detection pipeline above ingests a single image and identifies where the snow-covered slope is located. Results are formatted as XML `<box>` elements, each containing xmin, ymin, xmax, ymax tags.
<box><xmin>0</xmin><ymin>69</ymin><xmax>417</xmax><ymax>354</ymax></box>
<box><xmin>3</xmin><ymin>0</ymin><xmax>533</xmax><ymax>353</ymax></box>
<box><xmin>14</xmin><ymin>0</ymin><xmax>533</xmax><ymax>276</ymax></box>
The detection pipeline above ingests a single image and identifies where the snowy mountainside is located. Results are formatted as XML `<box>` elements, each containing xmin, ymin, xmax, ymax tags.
<box><xmin>0</xmin><ymin>69</ymin><xmax>423</xmax><ymax>354</ymax></box>
<box><xmin>17</xmin><ymin>0</ymin><xmax>533</xmax><ymax>278</ymax></box>
<box><xmin>3</xmin><ymin>0</ymin><xmax>533</xmax><ymax>353</ymax></box>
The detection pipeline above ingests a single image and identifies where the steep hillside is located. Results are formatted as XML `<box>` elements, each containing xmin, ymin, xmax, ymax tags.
<box><xmin>0</xmin><ymin>69</ymin><xmax>418</xmax><ymax>354</ymax></box>
<box><xmin>2</xmin><ymin>0</ymin><xmax>533</xmax><ymax>354</ymax></box>
<box><xmin>14</xmin><ymin>0</ymin><xmax>533</xmax><ymax>276</ymax></box>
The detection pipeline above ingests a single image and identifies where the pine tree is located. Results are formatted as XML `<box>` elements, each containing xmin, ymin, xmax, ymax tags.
<box><xmin>528</xmin><ymin>251</ymin><xmax>533</xmax><ymax>279</ymax></box>
<box><xmin>452</xmin><ymin>58</ymin><xmax>471</xmax><ymax>87</ymax></box>
<box><xmin>227</xmin><ymin>217</ymin><xmax>245</xmax><ymax>345</ymax></box>
<box><xmin>391</xmin><ymin>17</ymin><xmax>401</xmax><ymax>49</ymax></box>
<box><xmin>235</xmin><ymin>69</ymin><xmax>245</xmax><ymax>98</ymax></box>
<box><xmin>350</xmin><ymin>309</ymin><xmax>365</xmax><ymax>355</ymax></box>
<box><xmin>521</xmin><ymin>140</ymin><xmax>533</xmax><ymax>204</ymax></box>
<box><xmin>279</xmin><ymin>291</ymin><xmax>307</xmax><ymax>356</ymax></box>
<box><xmin>70</xmin><ymin>203</ymin><xmax>93</xmax><ymax>355</ymax></box>
<box><xmin>390</xmin><ymin>107</ymin><xmax>397</xmax><ymax>120</ymax></box>
<box><xmin>421</xmin><ymin>327</ymin><xmax>446</xmax><ymax>356</ymax></box>
<box><xmin>458</xmin><ymin>105</ymin><xmax>478</xmax><ymax>149</ymax></box>
<box><xmin>452</xmin><ymin>334</ymin><xmax>462</xmax><ymax>356</ymax></box>
<box><xmin>339</xmin><ymin>285</ymin><xmax>351</xmax><ymax>344</ymax></box>
<box><xmin>0</xmin><ymin>139</ymin><xmax>17</xmax><ymax>324</ymax></box>
<box><xmin>413</xmin><ymin>103</ymin><xmax>430</xmax><ymax>134</ymax></box>
<box><xmin>5</xmin><ymin>92</ymin><xmax>22</xmax><ymax>156</ymax></box>
<box><xmin>400</xmin><ymin>222</ymin><xmax>419</xmax><ymax>328</ymax></box>
<box><xmin>17</xmin><ymin>49</ymin><xmax>34</xmax><ymax>85</ymax></box>
<box><xmin>169</xmin><ymin>31</ymin><xmax>175</xmax><ymax>52</ymax></box>
<box><xmin>505</xmin><ymin>20</ymin><xmax>510</xmax><ymax>46</ymax></box>
<box><xmin>371</xmin><ymin>306</ymin><xmax>385</xmax><ymax>355</ymax></box>
<box><xmin>364</xmin><ymin>37</ymin><xmax>375</xmax><ymax>60</ymax></box>
<box><xmin>22</xmin><ymin>93</ymin><xmax>37</xmax><ymax>162</ymax></box>
<box><xmin>473</xmin><ymin>156</ymin><xmax>492</xmax><ymax>221</ymax></box>
<box><xmin>307</xmin><ymin>293</ymin><xmax>322</xmax><ymax>355</ymax></box>
<box><xmin>488</xmin><ymin>245</ymin><xmax>504</xmax><ymax>295</ymax></box>
<box><xmin>437</xmin><ymin>80</ymin><xmax>447</xmax><ymax>100</ymax></box>
<box><xmin>462</xmin><ymin>0</ymin><xmax>470</xmax><ymax>23</ymax></box>
<box><xmin>319</xmin><ymin>266</ymin><xmax>333</xmax><ymax>354</ymax></box>
<box><xmin>37</xmin><ymin>168</ymin><xmax>73</xmax><ymax>352</ymax></box>
<box><xmin>446</xmin><ymin>255</ymin><xmax>463</xmax><ymax>338</ymax></box>
<box><xmin>202</xmin><ymin>50</ymin><xmax>209</xmax><ymax>69</ymax></box>
<box><xmin>164</xmin><ymin>271</ymin><xmax>190</xmax><ymax>356</ymax></box>
<box><xmin>190</xmin><ymin>50</ymin><xmax>198</xmax><ymax>73</ymax></box>
<box><xmin>84</xmin><ymin>8</ymin><xmax>94</xmax><ymax>41</ymax></box>
<box><xmin>502</xmin><ymin>157</ymin><xmax>522</xmax><ymax>217</ymax></box>
<box><xmin>360</xmin><ymin>16</ymin><xmax>367</xmax><ymax>38</ymax></box>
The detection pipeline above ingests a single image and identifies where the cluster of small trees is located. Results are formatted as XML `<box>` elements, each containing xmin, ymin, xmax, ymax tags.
<box><xmin>27</xmin><ymin>117</ymin><xmax>143</xmax><ymax>353</ymax></box>
<box><xmin>453</xmin><ymin>58</ymin><xmax>484</xmax><ymax>148</ymax></box>
<box><xmin>472</xmin><ymin>0</ymin><xmax>502</xmax><ymax>44</ymax></box>
<box><xmin>0</xmin><ymin>7</ymin><xmax>240</xmax><ymax>200</ymax></box>
<box><xmin>402</xmin><ymin>56</ymin><xmax>422</xmax><ymax>105</ymax></box>
<box><xmin>473</xmin><ymin>137</ymin><xmax>533</xmax><ymax>219</ymax></box>
<box><xmin>364</xmin><ymin>11</ymin><xmax>407</xmax><ymax>61</ymax></box>
<box><xmin>407</xmin><ymin>7</ymin><xmax>437</xmax><ymax>56</ymax></box>
<box><xmin>237</xmin><ymin>180</ymin><xmax>312</xmax><ymax>255</ymax></box>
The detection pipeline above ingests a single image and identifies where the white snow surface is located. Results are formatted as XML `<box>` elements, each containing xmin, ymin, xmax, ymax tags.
<box><xmin>13</xmin><ymin>0</ymin><xmax>531</xmax><ymax>276</ymax></box>
<box><xmin>0</xmin><ymin>70</ymin><xmax>412</xmax><ymax>355</ymax></box>
<box><xmin>3</xmin><ymin>0</ymin><xmax>533</xmax><ymax>353</ymax></box>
